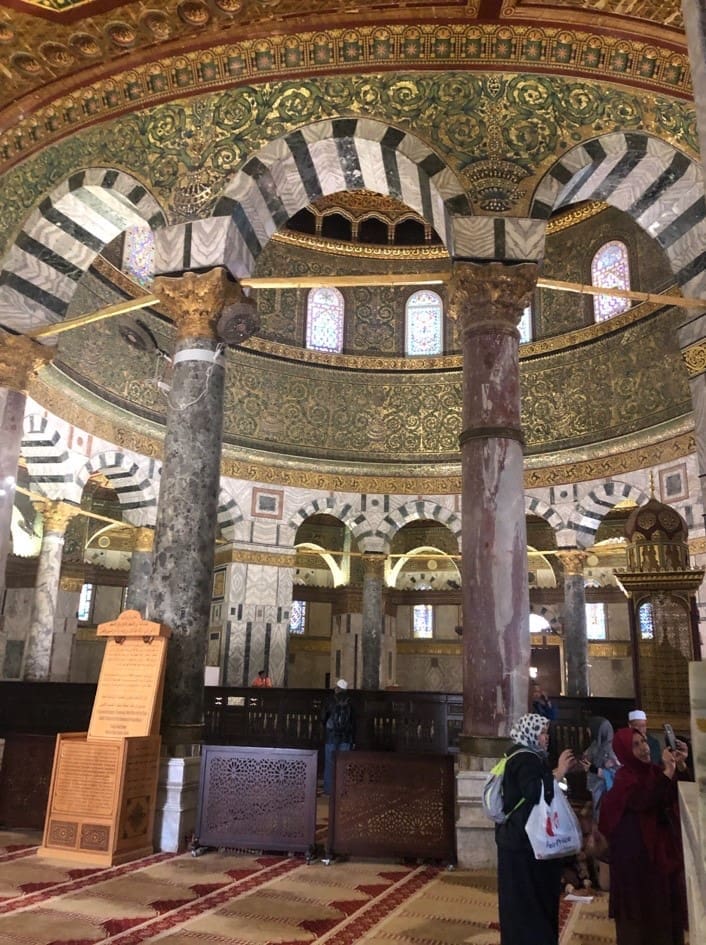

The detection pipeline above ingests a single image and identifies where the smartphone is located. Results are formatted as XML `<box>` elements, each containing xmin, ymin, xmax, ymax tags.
<box><xmin>663</xmin><ymin>722</ymin><xmax>677</xmax><ymax>751</ymax></box>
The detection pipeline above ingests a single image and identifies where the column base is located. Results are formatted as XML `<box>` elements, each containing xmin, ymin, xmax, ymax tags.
<box><xmin>455</xmin><ymin>749</ymin><xmax>506</xmax><ymax>869</ymax></box>
<box><xmin>153</xmin><ymin>755</ymin><xmax>202</xmax><ymax>853</ymax></box>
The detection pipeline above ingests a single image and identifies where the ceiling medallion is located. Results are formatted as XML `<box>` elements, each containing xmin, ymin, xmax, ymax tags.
<box><xmin>106</xmin><ymin>22</ymin><xmax>137</xmax><ymax>48</ymax></box>
<box><xmin>172</xmin><ymin>168</ymin><xmax>219</xmax><ymax>218</ymax></box>
<box><xmin>214</xmin><ymin>0</ymin><xmax>243</xmax><ymax>11</ymax></box>
<box><xmin>68</xmin><ymin>32</ymin><xmax>101</xmax><ymax>58</ymax></box>
<box><xmin>464</xmin><ymin>158</ymin><xmax>529</xmax><ymax>212</ymax></box>
<box><xmin>11</xmin><ymin>52</ymin><xmax>43</xmax><ymax>76</ymax></box>
<box><xmin>141</xmin><ymin>11</ymin><xmax>171</xmax><ymax>40</ymax></box>
<box><xmin>178</xmin><ymin>1</ymin><xmax>211</xmax><ymax>26</ymax></box>
<box><xmin>40</xmin><ymin>42</ymin><xmax>75</xmax><ymax>69</ymax></box>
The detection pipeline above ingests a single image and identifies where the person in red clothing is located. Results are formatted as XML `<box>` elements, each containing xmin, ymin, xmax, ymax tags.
<box><xmin>599</xmin><ymin>726</ymin><xmax>689</xmax><ymax>945</ymax></box>
<box><xmin>251</xmin><ymin>669</ymin><xmax>272</xmax><ymax>687</ymax></box>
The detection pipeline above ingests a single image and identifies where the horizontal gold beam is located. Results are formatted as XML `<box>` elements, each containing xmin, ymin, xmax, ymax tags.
<box><xmin>241</xmin><ymin>272</ymin><xmax>704</xmax><ymax>311</ymax></box>
<box><xmin>16</xmin><ymin>484</ymin><xmax>129</xmax><ymax>528</ymax></box>
<box><xmin>240</xmin><ymin>273</ymin><xmax>448</xmax><ymax>289</ymax></box>
<box><xmin>27</xmin><ymin>295</ymin><xmax>160</xmax><ymax>339</ymax></box>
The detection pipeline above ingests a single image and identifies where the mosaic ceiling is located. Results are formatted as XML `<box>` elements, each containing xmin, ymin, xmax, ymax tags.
<box><xmin>0</xmin><ymin>0</ymin><xmax>699</xmax><ymax>488</ymax></box>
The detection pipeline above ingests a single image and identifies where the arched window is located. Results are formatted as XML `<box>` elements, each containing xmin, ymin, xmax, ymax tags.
<box><xmin>591</xmin><ymin>240</ymin><xmax>631</xmax><ymax>322</ymax></box>
<box><xmin>518</xmin><ymin>305</ymin><xmax>532</xmax><ymax>343</ymax></box>
<box><xmin>405</xmin><ymin>289</ymin><xmax>443</xmax><ymax>356</ymax></box>
<box><xmin>306</xmin><ymin>287</ymin><xmax>344</xmax><ymax>353</ymax></box>
<box><xmin>123</xmin><ymin>225</ymin><xmax>155</xmax><ymax>288</ymax></box>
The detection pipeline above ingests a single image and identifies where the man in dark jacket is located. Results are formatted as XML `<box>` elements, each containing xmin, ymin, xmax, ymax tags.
<box><xmin>321</xmin><ymin>679</ymin><xmax>355</xmax><ymax>795</ymax></box>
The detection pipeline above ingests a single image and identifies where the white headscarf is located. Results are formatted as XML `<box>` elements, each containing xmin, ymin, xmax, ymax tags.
<box><xmin>510</xmin><ymin>713</ymin><xmax>548</xmax><ymax>751</ymax></box>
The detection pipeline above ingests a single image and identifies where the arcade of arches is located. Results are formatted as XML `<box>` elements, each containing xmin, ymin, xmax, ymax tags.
<box><xmin>0</xmin><ymin>0</ymin><xmax>705</xmax><ymax>894</ymax></box>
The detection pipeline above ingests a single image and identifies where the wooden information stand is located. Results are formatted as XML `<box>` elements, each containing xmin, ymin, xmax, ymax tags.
<box><xmin>39</xmin><ymin>610</ymin><xmax>170</xmax><ymax>866</ymax></box>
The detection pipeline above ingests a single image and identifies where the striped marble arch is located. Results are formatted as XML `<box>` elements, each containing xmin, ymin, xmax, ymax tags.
<box><xmin>376</xmin><ymin>498</ymin><xmax>462</xmax><ymax>550</ymax></box>
<box><xmin>216</xmin><ymin>490</ymin><xmax>245</xmax><ymax>542</ymax></box>
<box><xmin>76</xmin><ymin>451</ymin><xmax>159</xmax><ymax>525</ymax></box>
<box><xmin>0</xmin><ymin>168</ymin><xmax>165</xmax><ymax>335</ymax></box>
<box><xmin>20</xmin><ymin>413</ymin><xmax>79</xmax><ymax>503</ymax></box>
<box><xmin>532</xmin><ymin>132</ymin><xmax>706</xmax><ymax>298</ymax></box>
<box><xmin>570</xmin><ymin>480</ymin><xmax>650</xmax><ymax>548</ymax></box>
<box><xmin>154</xmin><ymin>118</ymin><xmax>467</xmax><ymax>278</ymax></box>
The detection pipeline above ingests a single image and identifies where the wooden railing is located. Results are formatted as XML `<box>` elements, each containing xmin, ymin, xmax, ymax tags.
<box><xmin>0</xmin><ymin>681</ymin><xmax>633</xmax><ymax>757</ymax></box>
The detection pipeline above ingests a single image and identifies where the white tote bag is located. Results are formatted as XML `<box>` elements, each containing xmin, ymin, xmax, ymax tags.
<box><xmin>524</xmin><ymin>782</ymin><xmax>583</xmax><ymax>860</ymax></box>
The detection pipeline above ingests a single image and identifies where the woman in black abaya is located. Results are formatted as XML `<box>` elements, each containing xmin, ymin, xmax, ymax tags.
<box><xmin>495</xmin><ymin>713</ymin><xmax>575</xmax><ymax>945</ymax></box>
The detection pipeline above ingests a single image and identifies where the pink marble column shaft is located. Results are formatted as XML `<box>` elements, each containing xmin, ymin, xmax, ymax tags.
<box><xmin>451</xmin><ymin>261</ymin><xmax>537</xmax><ymax>748</ymax></box>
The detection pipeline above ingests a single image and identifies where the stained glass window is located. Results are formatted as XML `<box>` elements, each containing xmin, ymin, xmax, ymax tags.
<box><xmin>405</xmin><ymin>289</ymin><xmax>443</xmax><ymax>356</ymax></box>
<box><xmin>123</xmin><ymin>225</ymin><xmax>155</xmax><ymax>288</ymax></box>
<box><xmin>637</xmin><ymin>601</ymin><xmax>654</xmax><ymax>640</ymax></box>
<box><xmin>518</xmin><ymin>305</ymin><xmax>532</xmax><ymax>343</ymax></box>
<box><xmin>412</xmin><ymin>603</ymin><xmax>433</xmax><ymax>638</ymax></box>
<box><xmin>585</xmin><ymin>602</ymin><xmax>607</xmax><ymax>640</ymax></box>
<box><xmin>289</xmin><ymin>600</ymin><xmax>307</xmax><ymax>635</ymax></box>
<box><xmin>78</xmin><ymin>583</ymin><xmax>94</xmax><ymax>623</ymax></box>
<box><xmin>306</xmin><ymin>287</ymin><xmax>344</xmax><ymax>352</ymax></box>
<box><xmin>591</xmin><ymin>240</ymin><xmax>631</xmax><ymax>322</ymax></box>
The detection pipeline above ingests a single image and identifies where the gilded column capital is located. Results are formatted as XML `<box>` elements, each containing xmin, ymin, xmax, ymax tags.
<box><xmin>33</xmin><ymin>499</ymin><xmax>81</xmax><ymax>534</ymax></box>
<box><xmin>132</xmin><ymin>525</ymin><xmax>155</xmax><ymax>553</ymax></box>
<box><xmin>154</xmin><ymin>267</ymin><xmax>234</xmax><ymax>341</ymax></box>
<box><xmin>0</xmin><ymin>332</ymin><xmax>54</xmax><ymax>392</ymax></box>
<box><xmin>362</xmin><ymin>551</ymin><xmax>387</xmax><ymax>579</ymax></box>
<box><xmin>448</xmin><ymin>260</ymin><xmax>538</xmax><ymax>332</ymax></box>
<box><xmin>557</xmin><ymin>549</ymin><xmax>589</xmax><ymax>575</ymax></box>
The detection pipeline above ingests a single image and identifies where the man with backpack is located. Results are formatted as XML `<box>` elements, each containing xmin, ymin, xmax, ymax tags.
<box><xmin>321</xmin><ymin>679</ymin><xmax>355</xmax><ymax>795</ymax></box>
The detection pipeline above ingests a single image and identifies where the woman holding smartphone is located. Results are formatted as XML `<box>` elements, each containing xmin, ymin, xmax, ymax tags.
<box><xmin>598</xmin><ymin>726</ymin><xmax>689</xmax><ymax>945</ymax></box>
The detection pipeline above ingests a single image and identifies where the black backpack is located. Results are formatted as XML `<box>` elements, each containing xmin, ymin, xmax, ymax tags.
<box><xmin>330</xmin><ymin>698</ymin><xmax>352</xmax><ymax>738</ymax></box>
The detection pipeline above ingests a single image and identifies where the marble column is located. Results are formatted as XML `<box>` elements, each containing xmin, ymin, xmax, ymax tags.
<box><xmin>451</xmin><ymin>260</ymin><xmax>538</xmax><ymax>745</ymax></box>
<box><xmin>557</xmin><ymin>549</ymin><xmax>589</xmax><ymax>696</ymax></box>
<box><xmin>0</xmin><ymin>333</ymin><xmax>53</xmax><ymax>671</ymax></box>
<box><xmin>125</xmin><ymin>525</ymin><xmax>154</xmax><ymax>616</ymax></box>
<box><xmin>450</xmin><ymin>260</ymin><xmax>537</xmax><ymax>869</ymax></box>
<box><xmin>147</xmin><ymin>268</ymin><xmax>236</xmax><ymax>749</ymax></box>
<box><xmin>23</xmin><ymin>500</ymin><xmax>80</xmax><ymax>680</ymax></box>
<box><xmin>361</xmin><ymin>552</ymin><xmax>386</xmax><ymax>690</ymax></box>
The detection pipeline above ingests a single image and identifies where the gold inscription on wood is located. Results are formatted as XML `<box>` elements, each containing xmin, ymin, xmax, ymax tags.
<box><xmin>89</xmin><ymin>638</ymin><xmax>167</xmax><ymax>739</ymax></box>
<box><xmin>52</xmin><ymin>741</ymin><xmax>120</xmax><ymax>818</ymax></box>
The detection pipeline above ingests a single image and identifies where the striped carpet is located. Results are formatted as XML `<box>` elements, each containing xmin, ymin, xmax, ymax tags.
<box><xmin>0</xmin><ymin>828</ymin><xmax>618</xmax><ymax>945</ymax></box>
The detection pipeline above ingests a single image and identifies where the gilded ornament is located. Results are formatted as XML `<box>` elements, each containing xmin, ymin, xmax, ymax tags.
<box><xmin>132</xmin><ymin>526</ymin><xmax>155</xmax><ymax>552</ymax></box>
<box><xmin>681</xmin><ymin>339</ymin><xmax>706</xmax><ymax>378</ymax></box>
<box><xmin>106</xmin><ymin>22</ymin><xmax>137</xmax><ymax>48</ymax></box>
<box><xmin>59</xmin><ymin>575</ymin><xmax>84</xmax><ymax>593</ymax></box>
<box><xmin>69</xmin><ymin>33</ymin><xmax>101</xmax><ymax>59</ymax></box>
<box><xmin>154</xmin><ymin>267</ymin><xmax>234</xmax><ymax>339</ymax></box>
<box><xmin>40</xmin><ymin>43</ymin><xmax>74</xmax><ymax>68</ymax></box>
<box><xmin>34</xmin><ymin>499</ymin><xmax>81</xmax><ymax>534</ymax></box>
<box><xmin>449</xmin><ymin>261</ymin><xmax>538</xmax><ymax>328</ymax></box>
<box><xmin>0</xmin><ymin>333</ymin><xmax>54</xmax><ymax>392</ymax></box>
<box><xmin>178</xmin><ymin>1</ymin><xmax>211</xmax><ymax>26</ymax></box>
<box><xmin>556</xmin><ymin>549</ymin><xmax>589</xmax><ymax>576</ymax></box>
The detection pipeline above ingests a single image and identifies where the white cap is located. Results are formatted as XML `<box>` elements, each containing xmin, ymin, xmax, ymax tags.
<box><xmin>628</xmin><ymin>709</ymin><xmax>647</xmax><ymax>722</ymax></box>
<box><xmin>336</xmin><ymin>678</ymin><xmax>348</xmax><ymax>690</ymax></box>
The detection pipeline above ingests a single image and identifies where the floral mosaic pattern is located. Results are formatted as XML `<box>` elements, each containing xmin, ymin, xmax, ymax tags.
<box><xmin>0</xmin><ymin>72</ymin><xmax>696</xmax><ymax>257</ymax></box>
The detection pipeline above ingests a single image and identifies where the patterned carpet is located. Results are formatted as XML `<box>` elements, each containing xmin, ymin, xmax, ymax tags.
<box><xmin>0</xmin><ymin>827</ymin><xmax>619</xmax><ymax>945</ymax></box>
